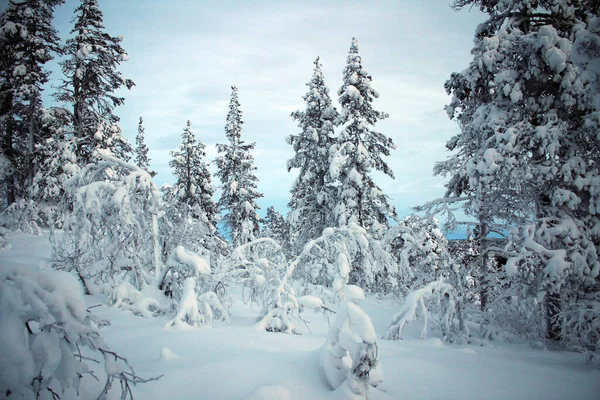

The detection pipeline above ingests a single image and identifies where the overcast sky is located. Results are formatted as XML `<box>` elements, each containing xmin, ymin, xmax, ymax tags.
<box><xmin>5</xmin><ymin>0</ymin><xmax>487</xmax><ymax>220</ymax></box>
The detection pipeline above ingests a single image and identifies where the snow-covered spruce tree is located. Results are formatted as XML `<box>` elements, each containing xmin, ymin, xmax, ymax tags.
<box><xmin>30</xmin><ymin>107</ymin><xmax>78</xmax><ymax>225</ymax></box>
<box><xmin>260</xmin><ymin>206</ymin><xmax>291</xmax><ymax>253</ymax></box>
<box><xmin>0</xmin><ymin>265</ymin><xmax>160</xmax><ymax>399</ymax></box>
<box><xmin>56</xmin><ymin>0</ymin><xmax>134</xmax><ymax>163</ymax></box>
<box><xmin>448</xmin><ymin>0</ymin><xmax>600</xmax><ymax>343</ymax></box>
<box><xmin>331</xmin><ymin>38</ymin><xmax>397</xmax><ymax>237</ymax></box>
<box><xmin>215</xmin><ymin>86</ymin><xmax>262</xmax><ymax>246</ymax></box>
<box><xmin>0</xmin><ymin>0</ymin><xmax>64</xmax><ymax>202</ymax></box>
<box><xmin>321</xmin><ymin>285</ymin><xmax>382</xmax><ymax>399</ymax></box>
<box><xmin>52</xmin><ymin>150</ymin><xmax>162</xmax><ymax>295</ymax></box>
<box><xmin>288</xmin><ymin>57</ymin><xmax>338</xmax><ymax>250</ymax></box>
<box><xmin>169</xmin><ymin>120</ymin><xmax>217</xmax><ymax>230</ymax></box>
<box><xmin>416</xmin><ymin>23</ymin><xmax>532</xmax><ymax>312</ymax></box>
<box><xmin>135</xmin><ymin>116</ymin><xmax>156</xmax><ymax>177</ymax></box>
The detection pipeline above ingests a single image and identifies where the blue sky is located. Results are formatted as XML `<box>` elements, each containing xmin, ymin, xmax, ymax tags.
<box><xmin>4</xmin><ymin>0</ymin><xmax>487</xmax><ymax>224</ymax></box>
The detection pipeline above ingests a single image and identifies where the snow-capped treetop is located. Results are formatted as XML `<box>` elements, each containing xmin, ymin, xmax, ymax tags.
<box><xmin>225</xmin><ymin>85</ymin><xmax>243</xmax><ymax>143</ymax></box>
<box><xmin>135</xmin><ymin>116</ymin><xmax>156</xmax><ymax>177</ymax></box>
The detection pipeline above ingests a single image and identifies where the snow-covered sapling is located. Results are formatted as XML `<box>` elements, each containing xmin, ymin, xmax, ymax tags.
<box><xmin>160</xmin><ymin>245</ymin><xmax>210</xmax><ymax>301</ymax></box>
<box><xmin>0</xmin><ymin>198</ymin><xmax>42</xmax><ymax>235</ymax></box>
<box><xmin>321</xmin><ymin>285</ymin><xmax>383</xmax><ymax>399</ymax></box>
<box><xmin>165</xmin><ymin>278</ymin><xmax>212</xmax><ymax>328</ymax></box>
<box><xmin>52</xmin><ymin>150</ymin><xmax>162</xmax><ymax>294</ymax></box>
<box><xmin>387</xmin><ymin>281</ymin><xmax>468</xmax><ymax>343</ymax></box>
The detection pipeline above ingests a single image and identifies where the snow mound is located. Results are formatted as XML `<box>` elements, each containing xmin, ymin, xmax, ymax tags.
<box><xmin>107</xmin><ymin>282</ymin><xmax>164</xmax><ymax>317</ymax></box>
<box><xmin>160</xmin><ymin>346</ymin><xmax>181</xmax><ymax>361</ymax></box>
<box><xmin>245</xmin><ymin>385</ymin><xmax>294</xmax><ymax>400</ymax></box>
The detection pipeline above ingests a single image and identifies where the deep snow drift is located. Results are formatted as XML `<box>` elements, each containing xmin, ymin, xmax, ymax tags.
<box><xmin>1</xmin><ymin>232</ymin><xmax>598</xmax><ymax>400</ymax></box>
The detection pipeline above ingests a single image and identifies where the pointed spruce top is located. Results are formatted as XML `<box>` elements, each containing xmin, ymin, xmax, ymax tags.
<box><xmin>225</xmin><ymin>85</ymin><xmax>243</xmax><ymax>143</ymax></box>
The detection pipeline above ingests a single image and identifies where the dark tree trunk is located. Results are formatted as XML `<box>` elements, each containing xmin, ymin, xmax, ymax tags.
<box><xmin>546</xmin><ymin>291</ymin><xmax>561</xmax><ymax>340</ymax></box>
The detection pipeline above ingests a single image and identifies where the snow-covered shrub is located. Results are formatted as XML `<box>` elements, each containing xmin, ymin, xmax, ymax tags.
<box><xmin>477</xmin><ymin>291</ymin><xmax>543</xmax><ymax>343</ymax></box>
<box><xmin>382</xmin><ymin>215</ymin><xmax>449</xmax><ymax>292</ymax></box>
<box><xmin>558</xmin><ymin>298</ymin><xmax>600</xmax><ymax>365</ymax></box>
<box><xmin>505</xmin><ymin>219</ymin><xmax>599</xmax><ymax>340</ymax></box>
<box><xmin>0</xmin><ymin>266</ymin><xmax>159</xmax><ymax>398</ymax></box>
<box><xmin>321</xmin><ymin>286</ymin><xmax>382</xmax><ymax>399</ymax></box>
<box><xmin>0</xmin><ymin>198</ymin><xmax>42</xmax><ymax>235</ymax></box>
<box><xmin>198</xmin><ymin>291</ymin><xmax>227</xmax><ymax>322</ymax></box>
<box><xmin>223</xmin><ymin>237</ymin><xmax>287</xmax><ymax>316</ymax></box>
<box><xmin>293</xmin><ymin>224</ymin><xmax>397</xmax><ymax>296</ymax></box>
<box><xmin>159</xmin><ymin>245</ymin><xmax>210</xmax><ymax>301</ymax></box>
<box><xmin>0</xmin><ymin>227</ymin><xmax>10</xmax><ymax>251</ymax></box>
<box><xmin>387</xmin><ymin>281</ymin><xmax>468</xmax><ymax>343</ymax></box>
<box><xmin>107</xmin><ymin>281</ymin><xmax>165</xmax><ymax>318</ymax></box>
<box><xmin>159</xmin><ymin>183</ymin><xmax>225</xmax><ymax>272</ymax></box>
<box><xmin>52</xmin><ymin>150</ymin><xmax>162</xmax><ymax>294</ymax></box>
<box><xmin>165</xmin><ymin>278</ymin><xmax>213</xmax><ymax>328</ymax></box>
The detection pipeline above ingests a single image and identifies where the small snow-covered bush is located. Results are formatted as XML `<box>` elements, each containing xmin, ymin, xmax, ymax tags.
<box><xmin>558</xmin><ymin>299</ymin><xmax>600</xmax><ymax>364</ymax></box>
<box><xmin>165</xmin><ymin>278</ymin><xmax>214</xmax><ymax>328</ymax></box>
<box><xmin>477</xmin><ymin>291</ymin><xmax>543</xmax><ymax>343</ymax></box>
<box><xmin>0</xmin><ymin>227</ymin><xmax>10</xmax><ymax>251</ymax></box>
<box><xmin>223</xmin><ymin>238</ymin><xmax>287</xmax><ymax>316</ymax></box>
<box><xmin>321</xmin><ymin>286</ymin><xmax>382</xmax><ymax>399</ymax></box>
<box><xmin>382</xmin><ymin>215</ymin><xmax>449</xmax><ymax>292</ymax></box>
<box><xmin>293</xmin><ymin>224</ymin><xmax>398</xmax><ymax>297</ymax></box>
<box><xmin>0</xmin><ymin>266</ymin><xmax>160</xmax><ymax>398</ymax></box>
<box><xmin>254</xmin><ymin>238</ymin><xmax>335</xmax><ymax>333</ymax></box>
<box><xmin>0</xmin><ymin>198</ymin><xmax>42</xmax><ymax>235</ymax></box>
<box><xmin>107</xmin><ymin>281</ymin><xmax>165</xmax><ymax>318</ymax></box>
<box><xmin>160</xmin><ymin>245</ymin><xmax>210</xmax><ymax>301</ymax></box>
<box><xmin>387</xmin><ymin>281</ymin><xmax>468</xmax><ymax>343</ymax></box>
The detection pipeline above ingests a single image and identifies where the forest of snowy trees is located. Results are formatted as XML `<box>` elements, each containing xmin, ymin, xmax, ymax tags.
<box><xmin>0</xmin><ymin>0</ymin><xmax>599</xmax><ymax>398</ymax></box>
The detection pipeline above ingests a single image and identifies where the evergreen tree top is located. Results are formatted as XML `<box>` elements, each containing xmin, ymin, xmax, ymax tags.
<box><xmin>225</xmin><ymin>85</ymin><xmax>243</xmax><ymax>143</ymax></box>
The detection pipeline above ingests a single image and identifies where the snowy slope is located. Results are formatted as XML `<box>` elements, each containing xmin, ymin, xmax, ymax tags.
<box><xmin>1</xmin><ymin>232</ymin><xmax>599</xmax><ymax>400</ymax></box>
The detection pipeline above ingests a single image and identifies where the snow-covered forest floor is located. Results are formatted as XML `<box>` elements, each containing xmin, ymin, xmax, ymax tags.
<box><xmin>2</xmin><ymin>231</ymin><xmax>598</xmax><ymax>400</ymax></box>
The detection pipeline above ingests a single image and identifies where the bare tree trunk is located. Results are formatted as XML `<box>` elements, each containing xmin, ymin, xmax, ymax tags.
<box><xmin>479</xmin><ymin>216</ymin><xmax>489</xmax><ymax>311</ymax></box>
<box><xmin>3</xmin><ymin>116</ymin><xmax>16</xmax><ymax>206</ymax></box>
<box><xmin>26</xmin><ymin>100</ymin><xmax>35</xmax><ymax>188</ymax></box>
<box><xmin>546</xmin><ymin>291</ymin><xmax>561</xmax><ymax>340</ymax></box>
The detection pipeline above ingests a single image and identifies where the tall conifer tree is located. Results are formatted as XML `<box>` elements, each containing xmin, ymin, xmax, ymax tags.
<box><xmin>215</xmin><ymin>86</ymin><xmax>262</xmax><ymax>246</ymax></box>
<box><xmin>288</xmin><ymin>57</ymin><xmax>338</xmax><ymax>249</ymax></box>
<box><xmin>0</xmin><ymin>0</ymin><xmax>63</xmax><ymax>202</ymax></box>
<box><xmin>169</xmin><ymin>120</ymin><xmax>217</xmax><ymax>231</ymax></box>
<box><xmin>332</xmin><ymin>38</ymin><xmax>397</xmax><ymax>236</ymax></box>
<box><xmin>56</xmin><ymin>0</ymin><xmax>134</xmax><ymax>163</ymax></box>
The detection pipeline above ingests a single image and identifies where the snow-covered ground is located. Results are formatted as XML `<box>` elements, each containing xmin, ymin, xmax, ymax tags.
<box><xmin>1</xmin><ymin>232</ymin><xmax>599</xmax><ymax>400</ymax></box>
